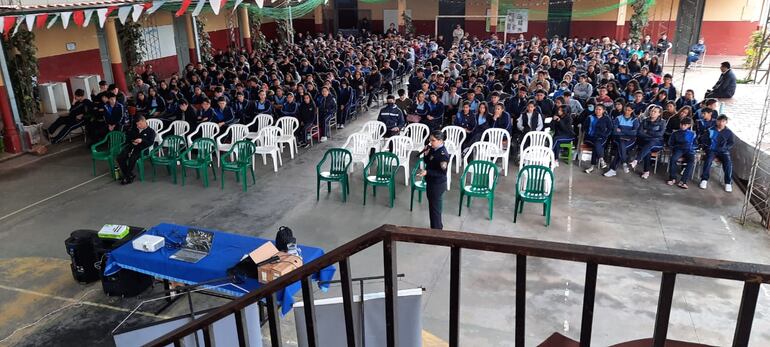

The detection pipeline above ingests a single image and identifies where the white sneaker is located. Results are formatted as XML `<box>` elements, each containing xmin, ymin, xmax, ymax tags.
<box><xmin>598</xmin><ymin>159</ymin><xmax>608</xmax><ymax>169</ymax></box>
<box><xmin>320</xmin><ymin>136</ymin><xmax>328</xmax><ymax>142</ymax></box>
<box><xmin>630</xmin><ymin>160</ymin><xmax>638</xmax><ymax>169</ymax></box>
<box><xmin>641</xmin><ymin>171</ymin><xmax>650</xmax><ymax>179</ymax></box>
<box><xmin>623</xmin><ymin>163</ymin><xmax>630</xmax><ymax>173</ymax></box>
<box><xmin>725</xmin><ymin>184</ymin><xmax>733</xmax><ymax>193</ymax></box>
<box><xmin>553</xmin><ymin>160</ymin><xmax>559</xmax><ymax>168</ymax></box>
<box><xmin>699</xmin><ymin>180</ymin><xmax>708</xmax><ymax>189</ymax></box>
<box><xmin>603</xmin><ymin>169</ymin><xmax>617</xmax><ymax>177</ymax></box>
<box><xmin>584</xmin><ymin>166</ymin><xmax>595</xmax><ymax>174</ymax></box>
<box><xmin>340</xmin><ymin>124</ymin><xmax>345</xmax><ymax>129</ymax></box>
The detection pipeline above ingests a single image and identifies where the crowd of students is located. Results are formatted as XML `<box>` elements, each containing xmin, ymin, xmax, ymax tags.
<box><xmin>44</xmin><ymin>28</ymin><xmax>734</xmax><ymax>191</ymax></box>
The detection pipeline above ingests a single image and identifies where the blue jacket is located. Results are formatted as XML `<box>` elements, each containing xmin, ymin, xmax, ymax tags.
<box><xmin>378</xmin><ymin>104</ymin><xmax>405</xmax><ymax>129</ymax></box>
<box><xmin>637</xmin><ymin>117</ymin><xmax>666</xmax><ymax>141</ymax></box>
<box><xmin>584</xmin><ymin>114</ymin><xmax>612</xmax><ymax>139</ymax></box>
<box><xmin>281</xmin><ymin>101</ymin><xmax>298</xmax><ymax>117</ymax></box>
<box><xmin>315</xmin><ymin>95</ymin><xmax>337</xmax><ymax>116</ymax></box>
<box><xmin>455</xmin><ymin>111</ymin><xmax>477</xmax><ymax>133</ymax></box>
<box><xmin>702</xmin><ymin>127</ymin><xmax>735</xmax><ymax>154</ymax></box>
<box><xmin>668</xmin><ymin>129</ymin><xmax>697</xmax><ymax>153</ymax></box>
<box><xmin>613</xmin><ymin>115</ymin><xmax>640</xmax><ymax>138</ymax></box>
<box><xmin>211</xmin><ymin>106</ymin><xmax>236</xmax><ymax>125</ymax></box>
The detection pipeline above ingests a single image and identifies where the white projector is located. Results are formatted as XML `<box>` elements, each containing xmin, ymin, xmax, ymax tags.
<box><xmin>132</xmin><ymin>235</ymin><xmax>165</xmax><ymax>252</ymax></box>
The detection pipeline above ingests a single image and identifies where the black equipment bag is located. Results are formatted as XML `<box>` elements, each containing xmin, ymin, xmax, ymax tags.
<box><xmin>64</xmin><ymin>230</ymin><xmax>100</xmax><ymax>284</ymax></box>
<box><xmin>275</xmin><ymin>226</ymin><xmax>295</xmax><ymax>252</ymax></box>
<box><xmin>101</xmin><ymin>268</ymin><xmax>153</xmax><ymax>297</ymax></box>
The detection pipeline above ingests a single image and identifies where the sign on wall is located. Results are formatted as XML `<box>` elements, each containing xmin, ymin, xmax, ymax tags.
<box><xmin>505</xmin><ymin>9</ymin><xmax>528</xmax><ymax>33</ymax></box>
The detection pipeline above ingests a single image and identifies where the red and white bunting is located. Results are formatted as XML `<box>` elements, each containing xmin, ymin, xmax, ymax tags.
<box><xmin>0</xmin><ymin>17</ymin><xmax>5</xmax><ymax>34</ymax></box>
<box><xmin>46</xmin><ymin>14</ymin><xmax>59</xmax><ymax>29</ymax></box>
<box><xmin>24</xmin><ymin>14</ymin><xmax>35</xmax><ymax>31</ymax></box>
<box><xmin>232</xmin><ymin>0</ymin><xmax>243</xmax><ymax>13</ymax></box>
<box><xmin>255</xmin><ymin>0</ymin><xmax>264</xmax><ymax>8</ymax></box>
<box><xmin>12</xmin><ymin>16</ymin><xmax>24</xmax><ymax>35</ymax></box>
<box><xmin>131</xmin><ymin>4</ymin><xmax>144</xmax><ymax>22</ymax></box>
<box><xmin>117</xmin><ymin>6</ymin><xmax>131</xmax><ymax>24</ymax></box>
<box><xmin>146</xmin><ymin>1</ymin><xmax>166</xmax><ymax>15</ymax></box>
<box><xmin>175</xmin><ymin>0</ymin><xmax>192</xmax><ymax>17</ymax></box>
<box><xmin>191</xmin><ymin>0</ymin><xmax>206</xmax><ymax>17</ymax></box>
<box><xmin>83</xmin><ymin>9</ymin><xmax>95</xmax><ymax>27</ymax></box>
<box><xmin>96</xmin><ymin>8</ymin><xmax>109</xmax><ymax>27</ymax></box>
<box><xmin>60</xmin><ymin>11</ymin><xmax>72</xmax><ymax>29</ymax></box>
<box><xmin>72</xmin><ymin>10</ymin><xmax>85</xmax><ymax>27</ymax></box>
<box><xmin>210</xmin><ymin>0</ymin><xmax>222</xmax><ymax>15</ymax></box>
<box><xmin>35</xmin><ymin>13</ymin><xmax>49</xmax><ymax>29</ymax></box>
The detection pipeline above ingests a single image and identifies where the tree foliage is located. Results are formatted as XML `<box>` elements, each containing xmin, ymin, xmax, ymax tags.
<box><xmin>117</xmin><ymin>21</ymin><xmax>145</xmax><ymax>85</ymax></box>
<box><xmin>629</xmin><ymin>0</ymin><xmax>652</xmax><ymax>43</ymax></box>
<box><xmin>196</xmin><ymin>17</ymin><xmax>214</xmax><ymax>62</ymax></box>
<box><xmin>4</xmin><ymin>28</ymin><xmax>39</xmax><ymax>125</ymax></box>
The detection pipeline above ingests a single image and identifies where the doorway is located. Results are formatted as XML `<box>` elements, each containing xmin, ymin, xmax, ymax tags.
<box><xmin>547</xmin><ymin>0</ymin><xmax>572</xmax><ymax>38</ymax></box>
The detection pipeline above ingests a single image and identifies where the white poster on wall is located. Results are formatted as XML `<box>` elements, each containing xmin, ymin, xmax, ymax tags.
<box><xmin>506</xmin><ymin>9</ymin><xmax>529</xmax><ymax>33</ymax></box>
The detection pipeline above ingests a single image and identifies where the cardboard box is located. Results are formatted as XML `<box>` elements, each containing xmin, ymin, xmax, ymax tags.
<box><xmin>249</xmin><ymin>242</ymin><xmax>303</xmax><ymax>284</ymax></box>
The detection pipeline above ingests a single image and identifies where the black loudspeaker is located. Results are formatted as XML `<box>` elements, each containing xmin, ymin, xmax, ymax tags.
<box><xmin>64</xmin><ymin>230</ymin><xmax>100</xmax><ymax>284</ymax></box>
<box><xmin>101</xmin><ymin>268</ymin><xmax>153</xmax><ymax>297</ymax></box>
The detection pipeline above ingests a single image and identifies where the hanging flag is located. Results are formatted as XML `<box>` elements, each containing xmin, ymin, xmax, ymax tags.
<box><xmin>46</xmin><ymin>14</ymin><xmax>59</xmax><ymax>29</ymax></box>
<box><xmin>0</xmin><ymin>17</ymin><xmax>5</xmax><ymax>34</ymax></box>
<box><xmin>24</xmin><ymin>14</ymin><xmax>35</xmax><ymax>31</ymax></box>
<box><xmin>191</xmin><ymin>0</ymin><xmax>206</xmax><ymax>17</ymax></box>
<box><xmin>175</xmin><ymin>0</ymin><xmax>192</xmax><ymax>17</ymax></box>
<box><xmin>231</xmin><ymin>0</ymin><xmax>243</xmax><ymax>13</ymax></box>
<box><xmin>96</xmin><ymin>8</ymin><xmax>109</xmax><ymax>28</ymax></box>
<box><xmin>143</xmin><ymin>2</ymin><xmax>153</xmax><ymax>10</ymax></box>
<box><xmin>146</xmin><ymin>0</ymin><xmax>166</xmax><ymax>15</ymax></box>
<box><xmin>255</xmin><ymin>0</ymin><xmax>264</xmax><ymax>8</ymax></box>
<box><xmin>61</xmin><ymin>11</ymin><xmax>72</xmax><ymax>29</ymax></box>
<box><xmin>35</xmin><ymin>13</ymin><xmax>49</xmax><ymax>29</ymax></box>
<box><xmin>73</xmin><ymin>10</ymin><xmax>85</xmax><ymax>26</ymax></box>
<box><xmin>83</xmin><ymin>9</ymin><xmax>95</xmax><ymax>27</ymax></box>
<box><xmin>106</xmin><ymin>6</ymin><xmax>118</xmax><ymax>17</ymax></box>
<box><xmin>209</xmin><ymin>0</ymin><xmax>222</xmax><ymax>15</ymax></box>
<box><xmin>131</xmin><ymin>4</ymin><xmax>144</xmax><ymax>22</ymax></box>
<box><xmin>117</xmin><ymin>6</ymin><xmax>131</xmax><ymax>24</ymax></box>
<box><xmin>12</xmin><ymin>16</ymin><xmax>24</xmax><ymax>35</ymax></box>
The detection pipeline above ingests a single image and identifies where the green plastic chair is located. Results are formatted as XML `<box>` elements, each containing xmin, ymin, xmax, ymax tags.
<box><xmin>409</xmin><ymin>158</ymin><xmax>426</xmax><ymax>211</ymax></box>
<box><xmin>514</xmin><ymin>165</ymin><xmax>555</xmax><ymax>226</ymax></box>
<box><xmin>90</xmin><ymin>131</ymin><xmax>125</xmax><ymax>177</ymax></box>
<box><xmin>221</xmin><ymin>140</ymin><xmax>257</xmax><ymax>192</ymax></box>
<box><xmin>136</xmin><ymin>146</ymin><xmax>153</xmax><ymax>182</ymax></box>
<box><xmin>150</xmin><ymin>135</ymin><xmax>186</xmax><ymax>184</ymax></box>
<box><xmin>180</xmin><ymin>138</ymin><xmax>218</xmax><ymax>187</ymax></box>
<box><xmin>363</xmin><ymin>151</ymin><xmax>399</xmax><ymax>208</ymax></box>
<box><xmin>458</xmin><ymin>160</ymin><xmax>500</xmax><ymax>220</ymax></box>
<box><xmin>559</xmin><ymin>142</ymin><xmax>573</xmax><ymax>165</ymax></box>
<box><xmin>316</xmin><ymin>148</ymin><xmax>353</xmax><ymax>202</ymax></box>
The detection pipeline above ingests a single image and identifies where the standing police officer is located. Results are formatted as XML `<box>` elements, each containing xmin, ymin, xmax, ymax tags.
<box><xmin>419</xmin><ymin>131</ymin><xmax>450</xmax><ymax>229</ymax></box>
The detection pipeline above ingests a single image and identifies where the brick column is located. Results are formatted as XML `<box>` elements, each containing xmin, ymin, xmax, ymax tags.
<box><xmin>239</xmin><ymin>6</ymin><xmax>253</xmax><ymax>53</ymax></box>
<box><xmin>185</xmin><ymin>14</ymin><xmax>198</xmax><ymax>64</ymax></box>
<box><xmin>490</xmin><ymin>0</ymin><xmax>499</xmax><ymax>34</ymax></box>
<box><xmin>616</xmin><ymin>0</ymin><xmax>627</xmax><ymax>40</ymax></box>
<box><xmin>397</xmin><ymin>0</ymin><xmax>406</xmax><ymax>33</ymax></box>
<box><xmin>104</xmin><ymin>18</ymin><xmax>128</xmax><ymax>93</ymax></box>
<box><xmin>0</xmin><ymin>66</ymin><xmax>21</xmax><ymax>153</ymax></box>
<box><xmin>314</xmin><ymin>5</ymin><xmax>323</xmax><ymax>33</ymax></box>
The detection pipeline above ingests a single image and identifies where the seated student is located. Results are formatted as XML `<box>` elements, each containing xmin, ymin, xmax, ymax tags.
<box><xmin>550</xmin><ymin>105</ymin><xmax>575</xmax><ymax>166</ymax></box>
<box><xmin>583</xmin><ymin>104</ymin><xmax>613</xmax><ymax>174</ymax></box>
<box><xmin>488</xmin><ymin>102</ymin><xmax>512</xmax><ymax>131</ymax></box>
<box><xmin>609</xmin><ymin>98</ymin><xmax>625</xmax><ymax>119</ymax></box>
<box><xmin>604</xmin><ymin>104</ymin><xmax>640</xmax><ymax>177</ymax></box>
<box><xmin>699</xmin><ymin>114</ymin><xmax>735</xmax><ymax>192</ymax></box>
<box><xmin>336</xmin><ymin>80</ymin><xmax>353</xmax><ymax>129</ymax></box>
<box><xmin>694</xmin><ymin>98</ymin><xmax>718</xmax><ymax>120</ymax></box>
<box><xmin>411</xmin><ymin>91</ymin><xmax>430</xmax><ymax>122</ymax></box>
<box><xmin>144</xmin><ymin>87</ymin><xmax>166</xmax><ymax>118</ymax></box>
<box><xmin>280</xmin><ymin>93</ymin><xmax>299</xmax><ymax>119</ymax></box>
<box><xmin>664</xmin><ymin>106</ymin><xmax>694</xmax><ymax>142</ymax></box>
<box><xmin>271</xmin><ymin>88</ymin><xmax>287</xmax><ymax>117</ymax></box>
<box><xmin>395</xmin><ymin>89</ymin><xmax>414</xmax><ymax>116</ymax></box>
<box><xmin>424</xmin><ymin>92</ymin><xmax>445</xmax><ymax>132</ymax></box>
<box><xmin>454</xmin><ymin>101</ymin><xmax>477</xmax><ymax>149</ymax></box>
<box><xmin>253</xmin><ymin>90</ymin><xmax>273</xmax><ymax>116</ymax></box>
<box><xmin>378</xmin><ymin>94</ymin><xmax>406</xmax><ymax>138</ymax></box>
<box><xmin>116</xmin><ymin>115</ymin><xmax>156</xmax><ymax>185</ymax></box>
<box><xmin>231</xmin><ymin>92</ymin><xmax>253</xmax><ymax>123</ymax></box>
<box><xmin>469</xmin><ymin>102</ymin><xmax>490</xmax><ymax>145</ymax></box>
<box><xmin>694</xmin><ymin>108</ymin><xmax>716</xmax><ymax>137</ymax></box>
<box><xmin>47</xmin><ymin>89</ymin><xmax>92</xmax><ymax>144</ymax></box>
<box><xmin>667</xmin><ymin>117</ymin><xmax>697</xmax><ymax>189</ymax></box>
<box><xmin>629</xmin><ymin>91</ymin><xmax>649</xmax><ymax>115</ymax></box>
<box><xmin>297</xmin><ymin>93</ymin><xmax>317</xmax><ymax>148</ymax></box>
<box><xmin>315</xmin><ymin>86</ymin><xmax>337</xmax><ymax>142</ymax></box>
<box><xmin>195</xmin><ymin>98</ymin><xmax>215</xmax><ymax>127</ymax></box>
<box><xmin>174</xmin><ymin>99</ymin><xmax>197</xmax><ymax>128</ymax></box>
<box><xmin>675</xmin><ymin>89</ymin><xmax>698</xmax><ymax>110</ymax></box>
<box><xmin>630</xmin><ymin>105</ymin><xmax>665</xmax><ymax>179</ymax></box>
<box><xmin>211</xmin><ymin>96</ymin><xmax>236</xmax><ymax>129</ymax></box>
<box><xmin>102</xmin><ymin>92</ymin><xmax>127</xmax><ymax>133</ymax></box>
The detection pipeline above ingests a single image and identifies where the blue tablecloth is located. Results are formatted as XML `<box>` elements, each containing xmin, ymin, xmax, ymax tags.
<box><xmin>104</xmin><ymin>223</ymin><xmax>336</xmax><ymax>315</ymax></box>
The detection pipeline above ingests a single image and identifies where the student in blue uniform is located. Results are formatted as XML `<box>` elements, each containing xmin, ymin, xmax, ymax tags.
<box><xmin>47</xmin><ymin>88</ymin><xmax>92</xmax><ymax>144</ymax></box>
<box><xmin>631</xmin><ymin>105</ymin><xmax>666</xmax><ymax>179</ymax></box>
<box><xmin>550</xmin><ymin>105</ymin><xmax>574</xmax><ymax>167</ymax></box>
<box><xmin>454</xmin><ymin>101</ymin><xmax>477</xmax><ymax>149</ymax></box>
<box><xmin>378</xmin><ymin>95</ymin><xmax>406</xmax><ymax>138</ymax></box>
<box><xmin>604</xmin><ymin>104</ymin><xmax>639</xmax><ymax>177</ymax></box>
<box><xmin>418</xmin><ymin>130</ymin><xmax>451</xmax><ymax>229</ymax></box>
<box><xmin>667</xmin><ymin>117</ymin><xmax>696</xmax><ymax>189</ymax></box>
<box><xmin>583</xmin><ymin>104</ymin><xmax>613</xmax><ymax>174</ymax></box>
<box><xmin>699</xmin><ymin>114</ymin><xmax>735</xmax><ymax>192</ymax></box>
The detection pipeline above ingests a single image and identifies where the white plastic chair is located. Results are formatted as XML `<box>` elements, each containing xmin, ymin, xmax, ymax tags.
<box><xmin>520</xmin><ymin>146</ymin><xmax>556</xmax><ymax>169</ymax></box>
<box><xmin>461</xmin><ymin>141</ymin><xmax>498</xmax><ymax>189</ymax></box>
<box><xmin>276</xmin><ymin>117</ymin><xmax>299</xmax><ymax>159</ymax></box>
<box><xmin>384</xmin><ymin>135</ymin><xmax>414</xmax><ymax>186</ymax></box>
<box><xmin>402</xmin><ymin>122</ymin><xmax>429</xmax><ymax>153</ymax></box>
<box><xmin>252</xmin><ymin>126</ymin><xmax>283</xmax><ymax>172</ymax></box>
<box><xmin>519</xmin><ymin>131</ymin><xmax>553</xmax><ymax>154</ymax></box>
<box><xmin>442</xmin><ymin>125</ymin><xmax>467</xmax><ymax>174</ymax></box>
<box><xmin>342</xmin><ymin>132</ymin><xmax>371</xmax><ymax>173</ymax></box>
<box><xmin>146</xmin><ymin>118</ymin><xmax>164</xmax><ymax>144</ymax></box>
<box><xmin>186</xmin><ymin>122</ymin><xmax>220</xmax><ymax>159</ymax></box>
<box><xmin>481</xmin><ymin>128</ymin><xmax>512</xmax><ymax>176</ymax></box>
<box><xmin>358</xmin><ymin>120</ymin><xmax>387</xmax><ymax>153</ymax></box>
<box><xmin>215</xmin><ymin>124</ymin><xmax>249</xmax><ymax>167</ymax></box>
<box><xmin>158</xmin><ymin>120</ymin><xmax>190</xmax><ymax>142</ymax></box>
<box><xmin>245</xmin><ymin>114</ymin><xmax>274</xmax><ymax>141</ymax></box>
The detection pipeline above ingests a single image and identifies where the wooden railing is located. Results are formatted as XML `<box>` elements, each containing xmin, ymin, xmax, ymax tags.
<box><xmin>144</xmin><ymin>224</ymin><xmax>770</xmax><ymax>347</ymax></box>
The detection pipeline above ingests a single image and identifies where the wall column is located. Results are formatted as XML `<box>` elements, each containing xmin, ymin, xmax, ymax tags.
<box><xmin>185</xmin><ymin>14</ymin><xmax>198</xmax><ymax>64</ymax></box>
<box><xmin>615</xmin><ymin>0</ymin><xmax>627</xmax><ymax>40</ymax></box>
<box><xmin>490</xmin><ymin>0</ymin><xmax>499</xmax><ymax>34</ymax></box>
<box><xmin>397</xmin><ymin>0</ymin><xmax>406</xmax><ymax>33</ymax></box>
<box><xmin>239</xmin><ymin>7</ymin><xmax>253</xmax><ymax>53</ymax></box>
<box><xmin>314</xmin><ymin>5</ymin><xmax>323</xmax><ymax>33</ymax></box>
<box><xmin>104</xmin><ymin>18</ymin><xmax>128</xmax><ymax>93</ymax></box>
<box><xmin>0</xmin><ymin>67</ymin><xmax>20</xmax><ymax>154</ymax></box>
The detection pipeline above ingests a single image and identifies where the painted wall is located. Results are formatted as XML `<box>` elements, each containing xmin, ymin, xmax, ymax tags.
<box><xmin>36</xmin><ymin>25</ymin><xmax>103</xmax><ymax>84</ymax></box>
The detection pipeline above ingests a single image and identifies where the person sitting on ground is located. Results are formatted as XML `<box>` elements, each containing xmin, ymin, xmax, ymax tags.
<box><xmin>604</xmin><ymin>104</ymin><xmax>640</xmax><ymax>177</ymax></box>
<box><xmin>705</xmin><ymin>62</ymin><xmax>736</xmax><ymax>99</ymax></box>
<box><xmin>667</xmin><ymin>117</ymin><xmax>697</xmax><ymax>189</ymax></box>
<box><xmin>47</xmin><ymin>88</ymin><xmax>92</xmax><ymax>144</ymax></box>
<box><xmin>685</xmin><ymin>38</ymin><xmax>706</xmax><ymax>70</ymax></box>
<box><xmin>583</xmin><ymin>104</ymin><xmax>613</xmax><ymax>174</ymax></box>
<box><xmin>378</xmin><ymin>94</ymin><xmax>406</xmax><ymax>138</ymax></box>
<box><xmin>699</xmin><ymin>114</ymin><xmax>735</xmax><ymax>192</ymax></box>
<box><xmin>550</xmin><ymin>105</ymin><xmax>575</xmax><ymax>167</ymax></box>
<box><xmin>630</xmin><ymin>105</ymin><xmax>665</xmax><ymax>179</ymax></box>
<box><xmin>116</xmin><ymin>115</ymin><xmax>156</xmax><ymax>185</ymax></box>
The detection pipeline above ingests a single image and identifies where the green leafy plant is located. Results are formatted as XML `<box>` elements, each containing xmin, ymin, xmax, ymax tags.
<box><xmin>196</xmin><ymin>17</ymin><xmax>214</xmax><ymax>62</ymax></box>
<box><xmin>117</xmin><ymin>21</ymin><xmax>145</xmax><ymax>85</ymax></box>
<box><xmin>276</xmin><ymin>19</ymin><xmax>290</xmax><ymax>43</ymax></box>
<box><xmin>4</xmin><ymin>28</ymin><xmax>39</xmax><ymax>125</ymax></box>
<box><xmin>249</xmin><ymin>13</ymin><xmax>268</xmax><ymax>52</ymax></box>
<box><xmin>629</xmin><ymin>0</ymin><xmax>652</xmax><ymax>43</ymax></box>
<box><xmin>744</xmin><ymin>30</ymin><xmax>768</xmax><ymax>70</ymax></box>
<box><xmin>402</xmin><ymin>11</ymin><xmax>415</xmax><ymax>38</ymax></box>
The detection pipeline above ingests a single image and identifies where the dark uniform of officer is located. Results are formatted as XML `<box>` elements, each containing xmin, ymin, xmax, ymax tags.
<box><xmin>421</xmin><ymin>131</ymin><xmax>451</xmax><ymax>229</ymax></box>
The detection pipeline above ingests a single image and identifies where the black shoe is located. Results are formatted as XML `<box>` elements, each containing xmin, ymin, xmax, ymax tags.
<box><xmin>120</xmin><ymin>178</ymin><xmax>129</xmax><ymax>185</ymax></box>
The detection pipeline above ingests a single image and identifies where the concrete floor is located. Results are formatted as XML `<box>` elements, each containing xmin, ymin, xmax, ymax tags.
<box><xmin>3</xmin><ymin>77</ymin><xmax>770</xmax><ymax>346</ymax></box>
